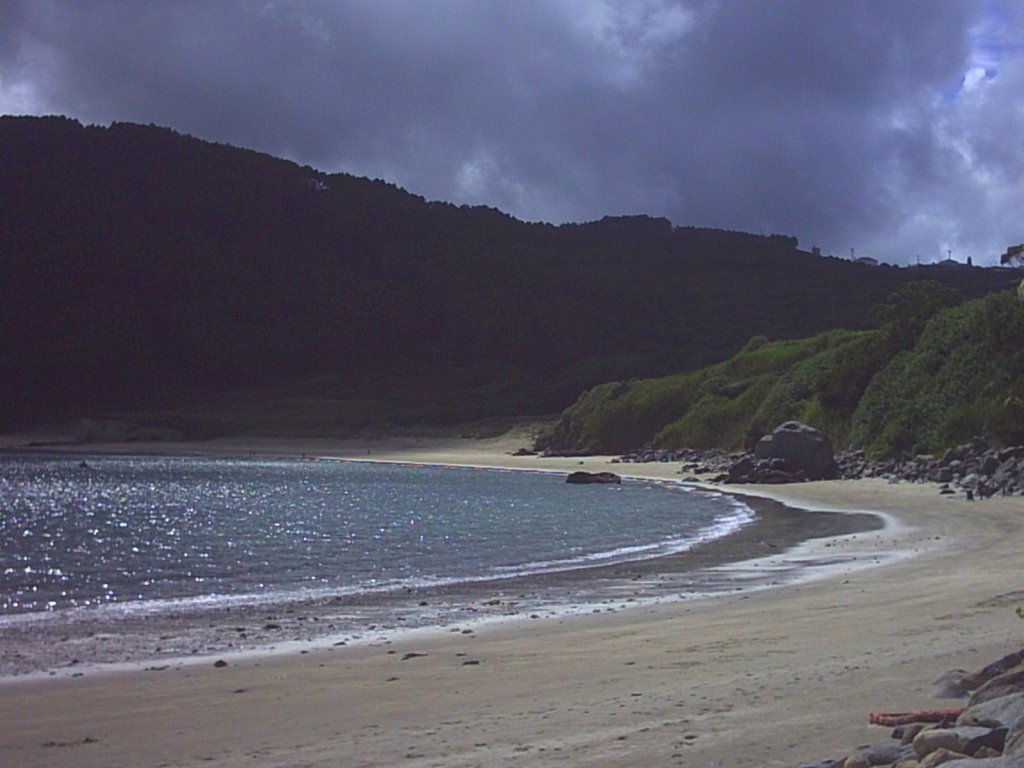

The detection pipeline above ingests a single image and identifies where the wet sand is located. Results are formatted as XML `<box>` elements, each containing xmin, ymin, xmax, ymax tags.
<box><xmin>0</xmin><ymin>435</ymin><xmax>1021</xmax><ymax>767</ymax></box>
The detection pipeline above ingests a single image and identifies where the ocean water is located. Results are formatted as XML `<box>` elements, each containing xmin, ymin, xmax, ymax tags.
<box><xmin>0</xmin><ymin>452</ymin><xmax>753</xmax><ymax>618</ymax></box>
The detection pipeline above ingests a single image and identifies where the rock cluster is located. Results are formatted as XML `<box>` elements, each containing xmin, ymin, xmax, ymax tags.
<box><xmin>717</xmin><ymin>422</ymin><xmax>840</xmax><ymax>484</ymax></box>
<box><xmin>835</xmin><ymin>438</ymin><xmax>1024</xmax><ymax>498</ymax></box>
<box><xmin>798</xmin><ymin>647</ymin><xmax>1024</xmax><ymax>768</ymax></box>
<box><xmin>613</xmin><ymin>446</ymin><xmax>745</xmax><ymax>477</ymax></box>
<box><xmin>613</xmin><ymin>446</ymin><xmax>733</xmax><ymax>466</ymax></box>
<box><xmin>607</xmin><ymin>429</ymin><xmax>1024</xmax><ymax>497</ymax></box>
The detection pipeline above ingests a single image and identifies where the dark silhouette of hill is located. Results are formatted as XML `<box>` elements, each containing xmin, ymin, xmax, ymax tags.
<box><xmin>0</xmin><ymin>116</ymin><xmax>1017</xmax><ymax>432</ymax></box>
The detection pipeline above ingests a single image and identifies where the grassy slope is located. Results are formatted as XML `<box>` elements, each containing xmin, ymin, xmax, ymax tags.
<box><xmin>541</xmin><ymin>328</ymin><xmax>886</xmax><ymax>454</ymax></box>
<box><xmin>542</xmin><ymin>289</ymin><xmax>1024</xmax><ymax>458</ymax></box>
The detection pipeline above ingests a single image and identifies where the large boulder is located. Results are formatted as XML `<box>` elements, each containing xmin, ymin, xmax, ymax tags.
<box><xmin>754</xmin><ymin>421</ymin><xmax>838</xmax><ymax>480</ymax></box>
<box><xmin>565</xmin><ymin>471</ymin><xmax>622</xmax><ymax>485</ymax></box>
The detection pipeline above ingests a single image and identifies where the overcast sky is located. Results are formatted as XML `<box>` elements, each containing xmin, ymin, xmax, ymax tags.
<box><xmin>2</xmin><ymin>1</ymin><xmax>1022</xmax><ymax>265</ymax></box>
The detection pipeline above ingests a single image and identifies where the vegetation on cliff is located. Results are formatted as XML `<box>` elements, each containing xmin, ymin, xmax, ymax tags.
<box><xmin>852</xmin><ymin>289</ymin><xmax>1024</xmax><ymax>455</ymax></box>
<box><xmin>541</xmin><ymin>285</ymin><xmax>1024</xmax><ymax>458</ymax></box>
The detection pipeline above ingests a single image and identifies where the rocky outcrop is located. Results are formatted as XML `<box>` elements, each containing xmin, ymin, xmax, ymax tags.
<box><xmin>607</xmin><ymin>434</ymin><xmax>1024</xmax><ymax>496</ymax></box>
<box><xmin>565</xmin><ymin>471</ymin><xmax>622</xmax><ymax>485</ymax></box>
<box><xmin>836</xmin><ymin>438</ymin><xmax>1024</xmax><ymax>498</ymax></box>
<box><xmin>796</xmin><ymin>647</ymin><xmax>1024</xmax><ymax>768</ymax></box>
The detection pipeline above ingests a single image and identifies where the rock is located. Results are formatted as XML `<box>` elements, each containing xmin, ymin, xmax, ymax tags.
<box><xmin>829</xmin><ymin>441</ymin><xmax>1024</xmax><ymax>498</ymax></box>
<box><xmin>1008</xmin><ymin>729</ymin><xmax>1024</xmax><ymax>758</ymax></box>
<box><xmin>932</xmin><ymin>669</ymin><xmax>969</xmax><ymax>699</ymax></box>
<box><xmin>975</xmin><ymin>746</ymin><xmax>1004</xmax><ymax>759</ymax></box>
<box><xmin>919</xmin><ymin>747</ymin><xmax>971</xmax><ymax>768</ymax></box>
<box><xmin>961</xmin><ymin>650</ymin><xmax>1024</xmax><ymax>691</ymax></box>
<box><xmin>1006</xmin><ymin>707</ymin><xmax>1024</xmax><ymax>757</ymax></box>
<box><xmin>565</xmin><ymin>471</ymin><xmax>622</xmax><ymax>485</ymax></box>
<box><xmin>902</xmin><ymin>723</ymin><xmax>930</xmax><ymax>744</ymax></box>
<box><xmin>971</xmin><ymin>669</ymin><xmax>1024</xmax><ymax>707</ymax></box>
<box><xmin>859</xmin><ymin>743</ymin><xmax>914</xmax><ymax>765</ymax></box>
<box><xmin>844</xmin><ymin>754</ymin><xmax>872</xmax><ymax>768</ymax></box>
<box><xmin>726</xmin><ymin>456</ymin><xmax>755</xmax><ymax>481</ymax></box>
<box><xmin>981</xmin><ymin>455</ymin><xmax>1002</xmax><ymax>475</ymax></box>
<box><xmin>754</xmin><ymin>421</ymin><xmax>837</xmax><ymax>480</ymax></box>
<box><xmin>959</xmin><ymin>693</ymin><xmax>1024</xmax><ymax>729</ymax></box>
<box><xmin>914</xmin><ymin>727</ymin><xmax>991</xmax><ymax>758</ymax></box>
<box><xmin>964</xmin><ymin>727</ymin><xmax>1009</xmax><ymax>756</ymax></box>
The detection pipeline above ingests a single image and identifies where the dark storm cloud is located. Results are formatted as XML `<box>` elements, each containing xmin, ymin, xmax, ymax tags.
<box><xmin>2</xmin><ymin>0</ymin><xmax>1021</xmax><ymax>264</ymax></box>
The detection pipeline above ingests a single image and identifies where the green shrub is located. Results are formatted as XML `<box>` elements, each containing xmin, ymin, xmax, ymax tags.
<box><xmin>656</xmin><ymin>376</ymin><xmax>777</xmax><ymax>450</ymax></box>
<box><xmin>851</xmin><ymin>290</ymin><xmax>1024</xmax><ymax>457</ymax></box>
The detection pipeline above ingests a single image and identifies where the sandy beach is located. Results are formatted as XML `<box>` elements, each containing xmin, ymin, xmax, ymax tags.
<box><xmin>1</xmin><ymin>434</ymin><xmax>1022</xmax><ymax>767</ymax></box>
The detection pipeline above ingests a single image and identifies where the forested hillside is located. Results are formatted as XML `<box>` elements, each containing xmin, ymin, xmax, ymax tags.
<box><xmin>1</xmin><ymin>116</ymin><xmax>1017</xmax><ymax>433</ymax></box>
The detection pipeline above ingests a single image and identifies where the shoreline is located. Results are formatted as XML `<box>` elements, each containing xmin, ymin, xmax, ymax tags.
<box><xmin>2</xmin><ymin>434</ymin><xmax>1022</xmax><ymax>767</ymax></box>
<box><xmin>0</xmin><ymin>443</ymin><xmax>884</xmax><ymax>680</ymax></box>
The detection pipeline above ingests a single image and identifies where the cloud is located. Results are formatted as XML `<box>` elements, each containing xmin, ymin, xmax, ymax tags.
<box><xmin>1</xmin><ymin>0</ymin><xmax>1021</xmax><ymax>264</ymax></box>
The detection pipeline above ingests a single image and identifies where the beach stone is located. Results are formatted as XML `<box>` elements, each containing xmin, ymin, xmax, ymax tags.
<box><xmin>963</xmin><ymin>727</ymin><xmax>1008</xmax><ymax>756</ymax></box>
<box><xmin>565</xmin><ymin>471</ymin><xmax>622</xmax><ymax>485</ymax></box>
<box><xmin>726</xmin><ymin>456</ymin><xmax>755</xmax><ymax>481</ymax></box>
<box><xmin>976</xmin><ymin>746</ymin><xmax>1004</xmax><ymax>759</ymax></box>
<box><xmin>1006</xmin><ymin>714</ymin><xmax>1024</xmax><ymax>757</ymax></box>
<box><xmin>961</xmin><ymin>649</ymin><xmax>1024</xmax><ymax>692</ymax></box>
<box><xmin>915</xmin><ymin>727</ymin><xmax>991</xmax><ymax>758</ymax></box>
<box><xmin>959</xmin><ymin>693</ymin><xmax>1024</xmax><ymax>729</ymax></box>
<box><xmin>902</xmin><ymin>723</ymin><xmax>930</xmax><ymax>744</ymax></box>
<box><xmin>754</xmin><ymin>421</ymin><xmax>837</xmax><ymax>480</ymax></box>
<box><xmin>843</xmin><ymin>754</ymin><xmax>871</xmax><ymax>768</ymax></box>
<box><xmin>932</xmin><ymin>669</ymin><xmax>970</xmax><ymax>699</ymax></box>
<box><xmin>859</xmin><ymin>743</ymin><xmax>914</xmax><ymax>764</ymax></box>
<box><xmin>1009</xmin><ymin>736</ymin><xmax>1024</xmax><ymax>758</ymax></box>
<box><xmin>919</xmin><ymin>747</ymin><xmax>970</xmax><ymax>768</ymax></box>
<box><xmin>971</xmin><ymin>669</ymin><xmax>1024</xmax><ymax>707</ymax></box>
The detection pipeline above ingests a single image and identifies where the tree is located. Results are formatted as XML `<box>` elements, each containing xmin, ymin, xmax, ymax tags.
<box><xmin>868</xmin><ymin>281</ymin><xmax>962</xmax><ymax>349</ymax></box>
<box><xmin>1001</xmin><ymin>243</ymin><xmax>1024</xmax><ymax>266</ymax></box>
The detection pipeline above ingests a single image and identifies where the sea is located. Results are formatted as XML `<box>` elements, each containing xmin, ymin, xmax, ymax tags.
<box><xmin>0</xmin><ymin>451</ymin><xmax>891</xmax><ymax>677</ymax></box>
<box><xmin>0</xmin><ymin>452</ymin><xmax>753</xmax><ymax>617</ymax></box>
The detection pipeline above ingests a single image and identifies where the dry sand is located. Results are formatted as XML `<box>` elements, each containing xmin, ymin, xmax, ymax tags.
<box><xmin>1</xmin><ymin>434</ymin><xmax>1022</xmax><ymax>767</ymax></box>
